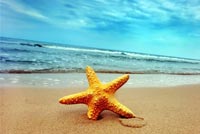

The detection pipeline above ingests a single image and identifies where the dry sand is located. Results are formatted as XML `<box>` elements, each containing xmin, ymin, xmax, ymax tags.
<box><xmin>1</xmin><ymin>84</ymin><xmax>200</xmax><ymax>134</ymax></box>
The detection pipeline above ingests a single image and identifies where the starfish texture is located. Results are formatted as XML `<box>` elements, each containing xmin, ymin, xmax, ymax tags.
<box><xmin>59</xmin><ymin>66</ymin><xmax>135</xmax><ymax>120</ymax></box>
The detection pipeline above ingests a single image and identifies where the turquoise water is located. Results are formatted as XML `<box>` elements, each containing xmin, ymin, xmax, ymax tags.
<box><xmin>1</xmin><ymin>37</ymin><xmax>200</xmax><ymax>74</ymax></box>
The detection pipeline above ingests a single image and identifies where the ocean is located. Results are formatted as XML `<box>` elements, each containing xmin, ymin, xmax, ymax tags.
<box><xmin>1</xmin><ymin>36</ymin><xmax>200</xmax><ymax>75</ymax></box>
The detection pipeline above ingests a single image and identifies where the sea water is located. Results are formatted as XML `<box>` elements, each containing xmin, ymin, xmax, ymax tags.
<box><xmin>1</xmin><ymin>36</ymin><xmax>200</xmax><ymax>75</ymax></box>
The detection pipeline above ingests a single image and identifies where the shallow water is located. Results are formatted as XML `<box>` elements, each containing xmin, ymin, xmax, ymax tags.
<box><xmin>1</xmin><ymin>73</ymin><xmax>200</xmax><ymax>88</ymax></box>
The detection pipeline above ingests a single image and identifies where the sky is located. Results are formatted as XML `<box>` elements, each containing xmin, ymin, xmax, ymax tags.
<box><xmin>0</xmin><ymin>0</ymin><xmax>200</xmax><ymax>59</ymax></box>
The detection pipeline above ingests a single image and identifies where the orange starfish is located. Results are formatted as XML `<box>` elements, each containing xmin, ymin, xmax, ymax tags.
<box><xmin>59</xmin><ymin>66</ymin><xmax>136</xmax><ymax>120</ymax></box>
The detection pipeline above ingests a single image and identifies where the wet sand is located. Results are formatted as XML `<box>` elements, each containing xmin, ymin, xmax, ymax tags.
<box><xmin>1</xmin><ymin>84</ymin><xmax>200</xmax><ymax>134</ymax></box>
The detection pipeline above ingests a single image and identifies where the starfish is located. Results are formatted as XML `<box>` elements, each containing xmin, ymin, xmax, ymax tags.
<box><xmin>59</xmin><ymin>66</ymin><xmax>136</xmax><ymax>120</ymax></box>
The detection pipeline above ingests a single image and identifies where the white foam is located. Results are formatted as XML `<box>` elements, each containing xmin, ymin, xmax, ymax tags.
<box><xmin>53</xmin><ymin>79</ymin><xmax>60</xmax><ymax>82</ymax></box>
<box><xmin>1</xmin><ymin>74</ymin><xmax>200</xmax><ymax>88</ymax></box>
<box><xmin>44</xmin><ymin>45</ymin><xmax>122</xmax><ymax>55</ymax></box>
<box><xmin>0</xmin><ymin>77</ymin><xmax>5</xmax><ymax>80</ymax></box>
<box><xmin>124</xmin><ymin>52</ymin><xmax>200</xmax><ymax>64</ymax></box>
<box><xmin>11</xmin><ymin>80</ymin><xmax>18</xmax><ymax>84</ymax></box>
<box><xmin>44</xmin><ymin>45</ymin><xmax>200</xmax><ymax>64</ymax></box>
<box><xmin>43</xmin><ymin>82</ymin><xmax>48</xmax><ymax>85</ymax></box>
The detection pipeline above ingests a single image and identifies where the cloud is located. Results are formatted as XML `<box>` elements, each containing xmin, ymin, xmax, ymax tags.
<box><xmin>1</xmin><ymin>0</ymin><xmax>200</xmax><ymax>34</ymax></box>
<box><xmin>1</xmin><ymin>0</ymin><xmax>200</xmax><ymax>59</ymax></box>
<box><xmin>1</xmin><ymin>0</ymin><xmax>49</xmax><ymax>22</ymax></box>
<box><xmin>55</xmin><ymin>0</ymin><xmax>200</xmax><ymax>32</ymax></box>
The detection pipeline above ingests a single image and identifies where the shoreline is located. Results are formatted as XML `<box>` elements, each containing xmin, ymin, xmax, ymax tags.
<box><xmin>1</xmin><ymin>70</ymin><xmax>200</xmax><ymax>75</ymax></box>
<box><xmin>1</xmin><ymin>84</ymin><xmax>200</xmax><ymax>134</ymax></box>
<box><xmin>1</xmin><ymin>73</ymin><xmax>200</xmax><ymax>88</ymax></box>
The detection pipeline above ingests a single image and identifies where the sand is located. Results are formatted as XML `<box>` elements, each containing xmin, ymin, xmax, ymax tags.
<box><xmin>1</xmin><ymin>84</ymin><xmax>200</xmax><ymax>134</ymax></box>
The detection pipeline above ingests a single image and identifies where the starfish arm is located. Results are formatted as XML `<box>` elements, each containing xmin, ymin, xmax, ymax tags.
<box><xmin>86</xmin><ymin>66</ymin><xmax>101</xmax><ymax>87</ymax></box>
<box><xmin>104</xmin><ymin>74</ymin><xmax>129</xmax><ymax>94</ymax></box>
<box><xmin>59</xmin><ymin>91</ymin><xmax>90</xmax><ymax>104</ymax></box>
<box><xmin>108</xmin><ymin>99</ymin><xmax>135</xmax><ymax>118</ymax></box>
<box><xmin>87</xmin><ymin>104</ymin><xmax>103</xmax><ymax>120</ymax></box>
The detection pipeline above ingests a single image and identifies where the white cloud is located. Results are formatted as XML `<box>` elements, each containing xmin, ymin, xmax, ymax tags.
<box><xmin>1</xmin><ymin>0</ymin><xmax>200</xmax><ymax>30</ymax></box>
<box><xmin>1</xmin><ymin>0</ymin><xmax>49</xmax><ymax>21</ymax></box>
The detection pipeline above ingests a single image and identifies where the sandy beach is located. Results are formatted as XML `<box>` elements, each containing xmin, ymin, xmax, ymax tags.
<box><xmin>2</xmin><ymin>0</ymin><xmax>200</xmax><ymax>133</ymax></box>
<box><xmin>1</xmin><ymin>81</ymin><xmax>200</xmax><ymax>134</ymax></box>
<box><xmin>2</xmin><ymin>0</ymin><xmax>200</xmax><ymax>132</ymax></box>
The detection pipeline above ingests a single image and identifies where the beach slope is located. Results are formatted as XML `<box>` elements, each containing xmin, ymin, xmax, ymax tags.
<box><xmin>1</xmin><ymin>85</ymin><xmax>200</xmax><ymax>134</ymax></box>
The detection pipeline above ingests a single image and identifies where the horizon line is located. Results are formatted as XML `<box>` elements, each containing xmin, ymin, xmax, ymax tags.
<box><xmin>1</xmin><ymin>36</ymin><xmax>200</xmax><ymax>61</ymax></box>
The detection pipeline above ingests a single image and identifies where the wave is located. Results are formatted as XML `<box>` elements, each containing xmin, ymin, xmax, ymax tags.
<box><xmin>0</xmin><ymin>56</ymin><xmax>48</xmax><ymax>64</ymax></box>
<box><xmin>44</xmin><ymin>45</ymin><xmax>122</xmax><ymax>54</ymax></box>
<box><xmin>44</xmin><ymin>45</ymin><xmax>200</xmax><ymax>64</ymax></box>
<box><xmin>0</xmin><ymin>41</ymin><xmax>17</xmax><ymax>45</ymax></box>
<box><xmin>0</xmin><ymin>48</ymin><xmax>31</xmax><ymax>53</ymax></box>
<box><xmin>0</xmin><ymin>68</ymin><xmax>84</xmax><ymax>74</ymax></box>
<box><xmin>2</xmin><ymin>36</ymin><xmax>199</xmax><ymax>64</ymax></box>
<box><xmin>123</xmin><ymin>52</ymin><xmax>200</xmax><ymax>64</ymax></box>
<box><xmin>1</xmin><ymin>68</ymin><xmax>200</xmax><ymax>75</ymax></box>
<box><xmin>0</xmin><ymin>47</ymin><xmax>48</xmax><ymax>54</ymax></box>
<box><xmin>1</xmin><ymin>59</ymin><xmax>37</xmax><ymax>64</ymax></box>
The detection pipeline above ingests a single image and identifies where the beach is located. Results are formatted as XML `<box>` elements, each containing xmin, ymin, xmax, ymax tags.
<box><xmin>1</xmin><ymin>0</ymin><xmax>200</xmax><ymax>133</ymax></box>
<box><xmin>1</xmin><ymin>74</ymin><xmax>200</xmax><ymax>134</ymax></box>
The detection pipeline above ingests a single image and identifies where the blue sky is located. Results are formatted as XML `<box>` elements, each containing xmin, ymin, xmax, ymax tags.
<box><xmin>0</xmin><ymin>0</ymin><xmax>200</xmax><ymax>59</ymax></box>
